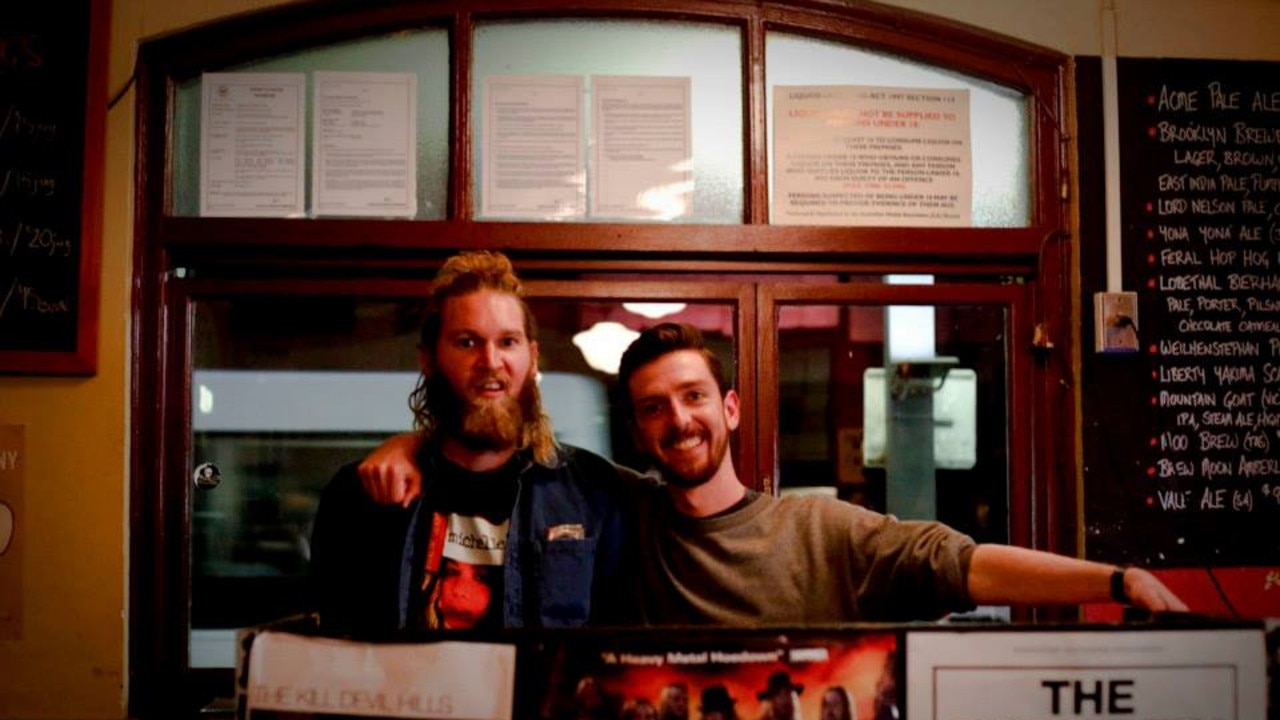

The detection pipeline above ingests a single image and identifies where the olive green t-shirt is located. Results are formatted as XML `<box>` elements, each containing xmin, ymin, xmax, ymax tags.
<box><xmin>632</xmin><ymin>490</ymin><xmax>976</xmax><ymax>625</ymax></box>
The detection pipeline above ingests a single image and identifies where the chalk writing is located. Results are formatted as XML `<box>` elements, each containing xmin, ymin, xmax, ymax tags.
<box><xmin>0</xmin><ymin>7</ymin><xmax>95</xmax><ymax>365</ymax></box>
<box><xmin>1134</xmin><ymin>60</ymin><xmax>1280</xmax><ymax>561</ymax></box>
<box><xmin>0</xmin><ymin>277</ymin><xmax>71</xmax><ymax>319</ymax></box>
<box><xmin>0</xmin><ymin>168</ymin><xmax>55</xmax><ymax>198</ymax></box>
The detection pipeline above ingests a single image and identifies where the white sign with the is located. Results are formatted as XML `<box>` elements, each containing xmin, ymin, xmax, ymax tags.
<box><xmin>906</xmin><ymin>628</ymin><xmax>1265</xmax><ymax>720</ymax></box>
<box><xmin>246</xmin><ymin>632</ymin><xmax>516</xmax><ymax>719</ymax></box>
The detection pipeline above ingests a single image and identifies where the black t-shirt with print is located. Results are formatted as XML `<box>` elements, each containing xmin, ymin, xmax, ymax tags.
<box><xmin>409</xmin><ymin>457</ymin><xmax>520</xmax><ymax>631</ymax></box>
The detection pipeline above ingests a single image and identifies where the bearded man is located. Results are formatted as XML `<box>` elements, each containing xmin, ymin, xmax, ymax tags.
<box><xmin>612</xmin><ymin>323</ymin><xmax>1186</xmax><ymax>625</ymax></box>
<box><xmin>309</xmin><ymin>251</ymin><xmax>632</xmax><ymax>634</ymax></box>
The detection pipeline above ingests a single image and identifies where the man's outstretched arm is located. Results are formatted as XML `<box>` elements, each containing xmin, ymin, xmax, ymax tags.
<box><xmin>359</xmin><ymin>432</ymin><xmax>423</xmax><ymax>507</ymax></box>
<box><xmin>966</xmin><ymin>544</ymin><xmax>1189</xmax><ymax>614</ymax></box>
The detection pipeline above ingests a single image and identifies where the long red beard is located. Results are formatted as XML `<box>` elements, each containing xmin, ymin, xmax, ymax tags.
<box><xmin>459</xmin><ymin>394</ymin><xmax>523</xmax><ymax>450</ymax></box>
<box><xmin>429</xmin><ymin>374</ymin><xmax>537</xmax><ymax>451</ymax></box>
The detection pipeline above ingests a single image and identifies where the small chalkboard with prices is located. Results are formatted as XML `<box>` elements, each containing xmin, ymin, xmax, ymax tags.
<box><xmin>0</xmin><ymin>0</ymin><xmax>106</xmax><ymax>375</ymax></box>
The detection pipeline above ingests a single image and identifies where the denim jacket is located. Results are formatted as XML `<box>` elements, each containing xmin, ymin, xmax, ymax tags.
<box><xmin>310</xmin><ymin>443</ymin><xmax>632</xmax><ymax>635</ymax></box>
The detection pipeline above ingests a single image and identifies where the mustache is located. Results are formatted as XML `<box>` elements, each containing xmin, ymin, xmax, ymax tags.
<box><xmin>471</xmin><ymin>368</ymin><xmax>509</xmax><ymax>386</ymax></box>
<box><xmin>661</xmin><ymin>426</ymin><xmax>706</xmax><ymax>448</ymax></box>
<box><xmin>468</xmin><ymin>371</ymin><xmax>512</xmax><ymax>393</ymax></box>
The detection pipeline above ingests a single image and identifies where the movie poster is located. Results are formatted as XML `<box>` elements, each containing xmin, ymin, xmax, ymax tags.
<box><xmin>525</xmin><ymin>631</ymin><xmax>899</xmax><ymax>720</ymax></box>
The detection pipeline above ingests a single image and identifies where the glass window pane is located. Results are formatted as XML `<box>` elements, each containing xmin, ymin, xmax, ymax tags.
<box><xmin>188</xmin><ymin>296</ymin><xmax>422</xmax><ymax>667</ymax></box>
<box><xmin>775</xmin><ymin>303</ymin><xmax>1009</xmax><ymax>545</ymax></box>
<box><xmin>473</xmin><ymin>20</ymin><xmax>743</xmax><ymax>223</ymax></box>
<box><xmin>172</xmin><ymin>29</ymin><xmax>450</xmax><ymax>219</ymax></box>
<box><xmin>766</xmin><ymin>32</ymin><xmax>1030</xmax><ymax>227</ymax></box>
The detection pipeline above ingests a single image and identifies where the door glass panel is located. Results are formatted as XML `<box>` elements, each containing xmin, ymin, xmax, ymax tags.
<box><xmin>188</xmin><ymin>296</ymin><xmax>422</xmax><ymax>667</ymax></box>
<box><xmin>774</xmin><ymin>303</ymin><xmax>1009</xmax><ymax>544</ymax></box>
<box><xmin>187</xmin><ymin>292</ymin><xmax>737</xmax><ymax>667</ymax></box>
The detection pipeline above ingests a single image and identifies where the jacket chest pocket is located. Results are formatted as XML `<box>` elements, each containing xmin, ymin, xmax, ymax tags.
<box><xmin>533</xmin><ymin>536</ymin><xmax>597</xmax><ymax>626</ymax></box>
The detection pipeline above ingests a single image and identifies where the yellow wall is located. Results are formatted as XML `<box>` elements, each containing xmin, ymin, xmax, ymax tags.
<box><xmin>0</xmin><ymin>1</ymin><xmax>1276</xmax><ymax>717</ymax></box>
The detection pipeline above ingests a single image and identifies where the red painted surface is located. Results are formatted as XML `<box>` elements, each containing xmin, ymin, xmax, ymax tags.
<box><xmin>1083</xmin><ymin>566</ymin><xmax>1280</xmax><ymax>621</ymax></box>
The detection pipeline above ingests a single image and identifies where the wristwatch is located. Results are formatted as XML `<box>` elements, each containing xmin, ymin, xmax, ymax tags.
<box><xmin>1110</xmin><ymin>567</ymin><xmax>1130</xmax><ymax>604</ymax></box>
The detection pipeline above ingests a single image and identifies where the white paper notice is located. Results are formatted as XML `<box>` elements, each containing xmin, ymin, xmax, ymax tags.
<box><xmin>773</xmin><ymin>85</ymin><xmax>971</xmax><ymax>226</ymax></box>
<box><xmin>481</xmin><ymin>75</ymin><xmax>584</xmax><ymax>220</ymax></box>
<box><xmin>312</xmin><ymin>72</ymin><xmax>417</xmax><ymax>218</ymax></box>
<box><xmin>906</xmin><ymin>628</ymin><xmax>1265</xmax><ymax>720</ymax></box>
<box><xmin>200</xmin><ymin>73</ymin><xmax>306</xmax><ymax>217</ymax></box>
<box><xmin>246</xmin><ymin>632</ymin><xmax>516</xmax><ymax>719</ymax></box>
<box><xmin>592</xmin><ymin>76</ymin><xmax>692</xmax><ymax>220</ymax></box>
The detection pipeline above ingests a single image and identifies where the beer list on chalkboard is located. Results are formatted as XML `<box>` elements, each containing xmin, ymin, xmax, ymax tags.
<box><xmin>1117</xmin><ymin>59</ymin><xmax>1280</xmax><ymax>566</ymax></box>
<box><xmin>0</xmin><ymin>5</ymin><xmax>91</xmax><ymax>359</ymax></box>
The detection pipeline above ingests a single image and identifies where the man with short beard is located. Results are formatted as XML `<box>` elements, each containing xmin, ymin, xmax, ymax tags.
<box><xmin>613</xmin><ymin>323</ymin><xmax>1187</xmax><ymax>624</ymax></box>
<box><xmin>309</xmin><ymin>251</ymin><xmax>631</xmax><ymax>634</ymax></box>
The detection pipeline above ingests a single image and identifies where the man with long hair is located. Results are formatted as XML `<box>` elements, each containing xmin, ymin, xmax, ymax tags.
<box><xmin>819</xmin><ymin>686</ymin><xmax>856</xmax><ymax>720</ymax></box>
<box><xmin>310</xmin><ymin>251</ymin><xmax>630</xmax><ymax>633</ymax></box>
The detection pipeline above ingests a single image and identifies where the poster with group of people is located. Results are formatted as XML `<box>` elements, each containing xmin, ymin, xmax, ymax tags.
<box><xmin>527</xmin><ymin>631</ymin><xmax>899</xmax><ymax>720</ymax></box>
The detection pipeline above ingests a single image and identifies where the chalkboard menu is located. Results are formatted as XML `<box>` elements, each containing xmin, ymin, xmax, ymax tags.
<box><xmin>0</xmin><ymin>1</ymin><xmax>103</xmax><ymax>374</ymax></box>
<box><xmin>1086</xmin><ymin>59</ymin><xmax>1280</xmax><ymax>567</ymax></box>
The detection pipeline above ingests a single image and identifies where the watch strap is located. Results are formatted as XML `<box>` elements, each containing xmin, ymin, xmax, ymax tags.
<box><xmin>1110</xmin><ymin>567</ymin><xmax>1130</xmax><ymax>604</ymax></box>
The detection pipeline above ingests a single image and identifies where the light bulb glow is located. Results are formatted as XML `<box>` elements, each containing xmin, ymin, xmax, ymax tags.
<box><xmin>623</xmin><ymin>302</ymin><xmax>686</xmax><ymax>319</ymax></box>
<box><xmin>572</xmin><ymin>322</ymin><xmax>641</xmax><ymax>374</ymax></box>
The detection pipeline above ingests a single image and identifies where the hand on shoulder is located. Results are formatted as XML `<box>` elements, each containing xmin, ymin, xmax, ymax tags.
<box><xmin>358</xmin><ymin>432</ymin><xmax>423</xmax><ymax>507</ymax></box>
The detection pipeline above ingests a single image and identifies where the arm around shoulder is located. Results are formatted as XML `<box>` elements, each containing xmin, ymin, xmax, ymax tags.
<box><xmin>359</xmin><ymin>431</ymin><xmax>423</xmax><ymax>507</ymax></box>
